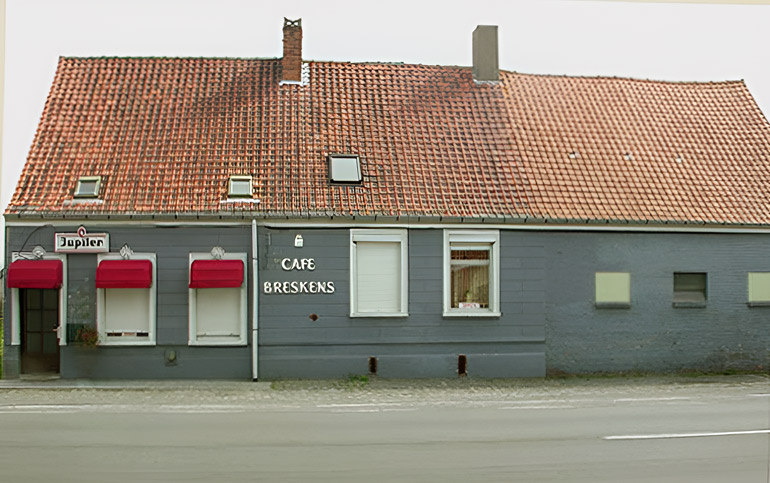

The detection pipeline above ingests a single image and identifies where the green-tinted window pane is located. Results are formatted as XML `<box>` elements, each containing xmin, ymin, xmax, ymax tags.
<box><xmin>43</xmin><ymin>290</ymin><xmax>58</xmax><ymax>309</ymax></box>
<box><xmin>25</xmin><ymin>290</ymin><xmax>41</xmax><ymax>309</ymax></box>
<box><xmin>43</xmin><ymin>334</ymin><xmax>58</xmax><ymax>354</ymax></box>
<box><xmin>674</xmin><ymin>273</ymin><xmax>707</xmax><ymax>303</ymax></box>
<box><xmin>595</xmin><ymin>272</ymin><xmax>630</xmax><ymax>304</ymax></box>
<box><xmin>748</xmin><ymin>272</ymin><xmax>770</xmax><ymax>302</ymax></box>
<box><xmin>26</xmin><ymin>311</ymin><xmax>42</xmax><ymax>332</ymax></box>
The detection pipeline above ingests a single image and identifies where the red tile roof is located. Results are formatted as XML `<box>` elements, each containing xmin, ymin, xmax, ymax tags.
<box><xmin>7</xmin><ymin>57</ymin><xmax>770</xmax><ymax>225</ymax></box>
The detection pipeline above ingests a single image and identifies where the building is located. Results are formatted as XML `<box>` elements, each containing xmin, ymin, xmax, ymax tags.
<box><xmin>4</xmin><ymin>20</ymin><xmax>770</xmax><ymax>379</ymax></box>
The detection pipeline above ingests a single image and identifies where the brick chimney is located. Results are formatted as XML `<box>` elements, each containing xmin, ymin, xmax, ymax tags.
<box><xmin>472</xmin><ymin>25</ymin><xmax>499</xmax><ymax>82</ymax></box>
<box><xmin>282</xmin><ymin>18</ymin><xmax>302</xmax><ymax>83</ymax></box>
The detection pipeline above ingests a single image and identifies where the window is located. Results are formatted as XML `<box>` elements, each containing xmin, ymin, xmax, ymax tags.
<box><xmin>228</xmin><ymin>176</ymin><xmax>252</xmax><ymax>197</ymax></box>
<box><xmin>748</xmin><ymin>272</ymin><xmax>770</xmax><ymax>306</ymax></box>
<box><xmin>350</xmin><ymin>230</ymin><xmax>408</xmax><ymax>317</ymax></box>
<box><xmin>96</xmin><ymin>253</ymin><xmax>156</xmax><ymax>345</ymax></box>
<box><xmin>595</xmin><ymin>272</ymin><xmax>631</xmax><ymax>308</ymax></box>
<box><xmin>673</xmin><ymin>272</ymin><xmax>707</xmax><ymax>307</ymax></box>
<box><xmin>329</xmin><ymin>154</ymin><xmax>362</xmax><ymax>184</ymax></box>
<box><xmin>443</xmin><ymin>230</ymin><xmax>500</xmax><ymax>316</ymax></box>
<box><xmin>188</xmin><ymin>252</ymin><xmax>248</xmax><ymax>345</ymax></box>
<box><xmin>74</xmin><ymin>176</ymin><xmax>101</xmax><ymax>198</ymax></box>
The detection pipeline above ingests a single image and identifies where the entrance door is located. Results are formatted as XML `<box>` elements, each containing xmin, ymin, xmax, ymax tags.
<box><xmin>20</xmin><ymin>289</ymin><xmax>60</xmax><ymax>374</ymax></box>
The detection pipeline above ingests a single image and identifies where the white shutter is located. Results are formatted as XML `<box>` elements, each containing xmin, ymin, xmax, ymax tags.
<box><xmin>356</xmin><ymin>241</ymin><xmax>400</xmax><ymax>313</ymax></box>
<box><xmin>196</xmin><ymin>287</ymin><xmax>241</xmax><ymax>337</ymax></box>
<box><xmin>104</xmin><ymin>288</ymin><xmax>150</xmax><ymax>333</ymax></box>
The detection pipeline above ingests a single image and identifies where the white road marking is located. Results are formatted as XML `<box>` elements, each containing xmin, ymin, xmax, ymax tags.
<box><xmin>0</xmin><ymin>404</ymin><xmax>247</xmax><ymax>414</ymax></box>
<box><xmin>613</xmin><ymin>397</ymin><xmax>690</xmax><ymax>402</ymax></box>
<box><xmin>604</xmin><ymin>429</ymin><xmax>770</xmax><ymax>440</ymax></box>
<box><xmin>501</xmin><ymin>405</ymin><xmax>577</xmax><ymax>410</ymax></box>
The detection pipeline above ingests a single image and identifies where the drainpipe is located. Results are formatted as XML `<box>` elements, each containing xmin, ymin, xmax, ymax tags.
<box><xmin>251</xmin><ymin>219</ymin><xmax>259</xmax><ymax>380</ymax></box>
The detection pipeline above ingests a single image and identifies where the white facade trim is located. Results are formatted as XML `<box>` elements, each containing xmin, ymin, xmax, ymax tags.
<box><xmin>350</xmin><ymin>229</ymin><xmax>409</xmax><ymax>317</ymax></box>
<box><xmin>443</xmin><ymin>230</ymin><xmax>500</xmax><ymax>317</ymax></box>
<box><xmin>96</xmin><ymin>252</ymin><xmax>156</xmax><ymax>346</ymax></box>
<box><xmin>9</xmin><ymin>252</ymin><xmax>68</xmax><ymax>347</ymax></box>
<box><xmin>8</xmin><ymin>218</ymin><xmax>770</xmax><ymax>235</ymax></box>
<box><xmin>188</xmin><ymin>252</ymin><xmax>248</xmax><ymax>346</ymax></box>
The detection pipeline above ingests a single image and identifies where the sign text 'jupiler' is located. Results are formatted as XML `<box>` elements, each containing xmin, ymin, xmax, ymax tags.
<box><xmin>263</xmin><ymin>258</ymin><xmax>336</xmax><ymax>294</ymax></box>
<box><xmin>55</xmin><ymin>227</ymin><xmax>109</xmax><ymax>253</ymax></box>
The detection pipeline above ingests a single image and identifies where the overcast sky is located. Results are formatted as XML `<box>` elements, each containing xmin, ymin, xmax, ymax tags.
<box><xmin>3</xmin><ymin>0</ymin><xmax>770</xmax><ymax>216</ymax></box>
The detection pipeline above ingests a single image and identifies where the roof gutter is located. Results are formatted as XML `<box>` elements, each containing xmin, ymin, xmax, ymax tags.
<box><xmin>6</xmin><ymin>215</ymin><xmax>770</xmax><ymax>234</ymax></box>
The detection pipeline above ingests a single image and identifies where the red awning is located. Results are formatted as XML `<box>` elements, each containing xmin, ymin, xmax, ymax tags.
<box><xmin>7</xmin><ymin>259</ymin><xmax>63</xmax><ymax>289</ymax></box>
<box><xmin>189</xmin><ymin>259</ymin><xmax>244</xmax><ymax>288</ymax></box>
<box><xmin>96</xmin><ymin>259</ymin><xmax>153</xmax><ymax>288</ymax></box>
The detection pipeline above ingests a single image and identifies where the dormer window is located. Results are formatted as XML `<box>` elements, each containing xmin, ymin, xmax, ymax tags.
<box><xmin>74</xmin><ymin>176</ymin><xmax>101</xmax><ymax>198</ymax></box>
<box><xmin>329</xmin><ymin>154</ymin><xmax>362</xmax><ymax>184</ymax></box>
<box><xmin>228</xmin><ymin>176</ymin><xmax>252</xmax><ymax>198</ymax></box>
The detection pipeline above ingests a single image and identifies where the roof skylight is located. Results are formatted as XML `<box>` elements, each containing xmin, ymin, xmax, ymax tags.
<box><xmin>329</xmin><ymin>154</ymin><xmax>362</xmax><ymax>184</ymax></box>
<box><xmin>228</xmin><ymin>176</ymin><xmax>253</xmax><ymax>198</ymax></box>
<box><xmin>74</xmin><ymin>176</ymin><xmax>101</xmax><ymax>198</ymax></box>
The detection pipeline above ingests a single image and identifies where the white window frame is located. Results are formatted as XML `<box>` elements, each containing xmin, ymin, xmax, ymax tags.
<box><xmin>329</xmin><ymin>154</ymin><xmax>362</xmax><ymax>184</ymax></box>
<box><xmin>188</xmin><ymin>252</ymin><xmax>248</xmax><ymax>346</ymax></box>
<box><xmin>350</xmin><ymin>229</ymin><xmax>409</xmax><ymax>317</ymax></box>
<box><xmin>228</xmin><ymin>176</ymin><xmax>252</xmax><ymax>198</ymax></box>
<box><xmin>443</xmin><ymin>230</ymin><xmax>500</xmax><ymax>317</ymax></box>
<box><xmin>96</xmin><ymin>252</ymin><xmax>156</xmax><ymax>346</ymax></box>
<box><xmin>9</xmin><ymin>252</ymin><xmax>68</xmax><ymax>346</ymax></box>
<box><xmin>74</xmin><ymin>176</ymin><xmax>101</xmax><ymax>198</ymax></box>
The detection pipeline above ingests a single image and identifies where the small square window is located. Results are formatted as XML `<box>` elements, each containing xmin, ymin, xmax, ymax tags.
<box><xmin>74</xmin><ymin>176</ymin><xmax>101</xmax><ymax>198</ymax></box>
<box><xmin>329</xmin><ymin>154</ymin><xmax>362</xmax><ymax>184</ymax></box>
<box><xmin>748</xmin><ymin>272</ymin><xmax>770</xmax><ymax>306</ymax></box>
<box><xmin>595</xmin><ymin>272</ymin><xmax>630</xmax><ymax>308</ymax></box>
<box><xmin>228</xmin><ymin>176</ymin><xmax>252</xmax><ymax>197</ymax></box>
<box><xmin>673</xmin><ymin>272</ymin><xmax>707</xmax><ymax>307</ymax></box>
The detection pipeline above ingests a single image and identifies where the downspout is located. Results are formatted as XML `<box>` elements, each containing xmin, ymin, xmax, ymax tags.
<box><xmin>251</xmin><ymin>218</ymin><xmax>259</xmax><ymax>380</ymax></box>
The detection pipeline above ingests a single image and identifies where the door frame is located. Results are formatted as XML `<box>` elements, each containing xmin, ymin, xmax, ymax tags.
<box><xmin>10</xmin><ymin>253</ymin><xmax>68</xmax><ymax>350</ymax></box>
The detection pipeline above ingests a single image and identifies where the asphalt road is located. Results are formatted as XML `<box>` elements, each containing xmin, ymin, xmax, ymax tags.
<box><xmin>0</xmin><ymin>376</ymin><xmax>768</xmax><ymax>482</ymax></box>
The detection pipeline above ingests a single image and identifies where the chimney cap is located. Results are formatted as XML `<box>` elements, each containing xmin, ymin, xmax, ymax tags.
<box><xmin>284</xmin><ymin>18</ymin><xmax>301</xmax><ymax>28</ymax></box>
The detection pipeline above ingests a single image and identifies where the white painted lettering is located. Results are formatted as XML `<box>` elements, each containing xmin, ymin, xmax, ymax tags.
<box><xmin>273</xmin><ymin>282</ymin><xmax>283</xmax><ymax>294</ymax></box>
<box><xmin>327</xmin><ymin>281</ymin><xmax>335</xmax><ymax>294</ymax></box>
<box><xmin>263</xmin><ymin>282</ymin><xmax>272</xmax><ymax>294</ymax></box>
<box><xmin>280</xmin><ymin>258</ymin><xmax>317</xmax><ymax>271</ymax></box>
<box><xmin>290</xmin><ymin>281</ymin><xmax>299</xmax><ymax>294</ymax></box>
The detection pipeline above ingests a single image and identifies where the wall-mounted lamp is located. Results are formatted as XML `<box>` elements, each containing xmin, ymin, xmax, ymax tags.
<box><xmin>31</xmin><ymin>246</ymin><xmax>47</xmax><ymax>259</ymax></box>
<box><xmin>294</xmin><ymin>235</ymin><xmax>304</xmax><ymax>248</ymax></box>
<box><xmin>120</xmin><ymin>243</ymin><xmax>134</xmax><ymax>260</ymax></box>
<box><xmin>211</xmin><ymin>246</ymin><xmax>226</xmax><ymax>260</ymax></box>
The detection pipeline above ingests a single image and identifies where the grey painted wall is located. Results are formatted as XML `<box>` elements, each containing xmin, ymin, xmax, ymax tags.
<box><xmin>5</xmin><ymin>225</ymin><xmax>253</xmax><ymax>379</ymax></box>
<box><xmin>5</xmin><ymin>223</ymin><xmax>768</xmax><ymax>380</ymax></box>
<box><xmin>257</xmin><ymin>228</ymin><xmax>546</xmax><ymax>379</ymax></box>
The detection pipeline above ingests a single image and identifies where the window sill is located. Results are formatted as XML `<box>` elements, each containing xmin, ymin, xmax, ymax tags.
<box><xmin>595</xmin><ymin>302</ymin><xmax>631</xmax><ymax>310</ymax></box>
<box><xmin>747</xmin><ymin>301</ymin><xmax>770</xmax><ymax>307</ymax></box>
<box><xmin>672</xmin><ymin>301</ymin><xmax>707</xmax><ymax>308</ymax></box>
<box><xmin>443</xmin><ymin>311</ymin><xmax>501</xmax><ymax>318</ymax></box>
<box><xmin>99</xmin><ymin>340</ymin><xmax>156</xmax><ymax>346</ymax></box>
<box><xmin>350</xmin><ymin>312</ymin><xmax>409</xmax><ymax>318</ymax></box>
<box><xmin>189</xmin><ymin>338</ymin><xmax>247</xmax><ymax>346</ymax></box>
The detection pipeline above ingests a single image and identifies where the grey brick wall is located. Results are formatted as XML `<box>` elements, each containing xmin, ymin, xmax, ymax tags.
<box><xmin>541</xmin><ymin>231</ymin><xmax>770</xmax><ymax>374</ymax></box>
